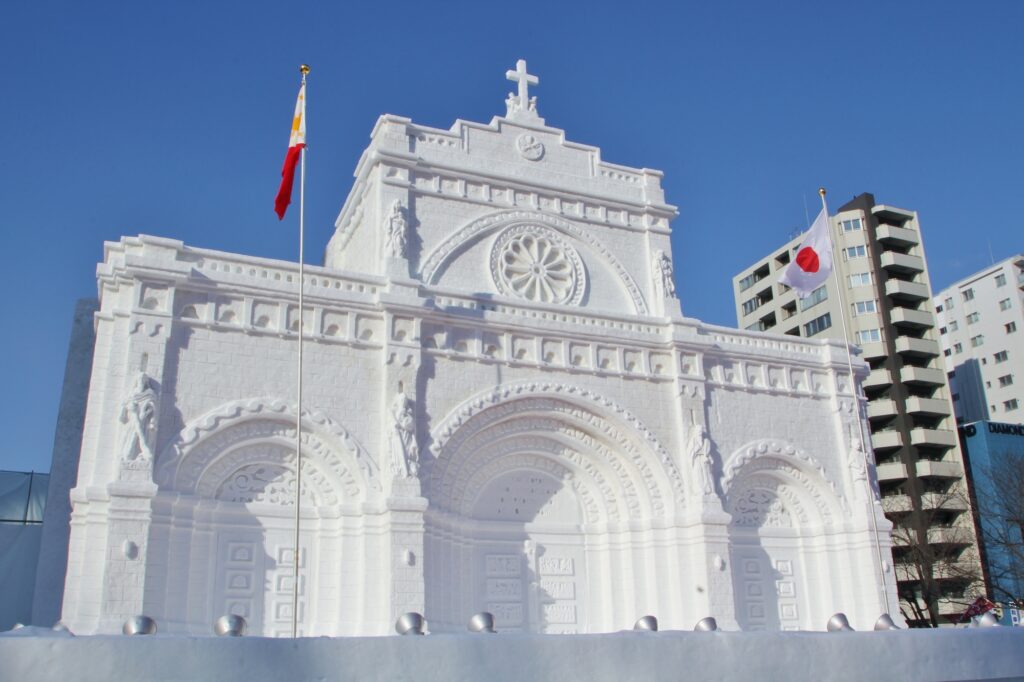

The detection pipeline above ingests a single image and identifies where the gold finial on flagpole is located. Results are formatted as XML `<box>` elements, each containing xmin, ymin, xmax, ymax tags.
<box><xmin>300</xmin><ymin>64</ymin><xmax>311</xmax><ymax>75</ymax></box>
<box><xmin>819</xmin><ymin>187</ymin><xmax>827</xmax><ymax>197</ymax></box>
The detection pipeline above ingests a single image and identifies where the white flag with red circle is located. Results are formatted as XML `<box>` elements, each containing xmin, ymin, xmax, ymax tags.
<box><xmin>778</xmin><ymin>207</ymin><xmax>833</xmax><ymax>298</ymax></box>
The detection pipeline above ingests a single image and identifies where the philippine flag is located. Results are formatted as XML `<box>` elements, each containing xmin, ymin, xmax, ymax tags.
<box><xmin>778</xmin><ymin>207</ymin><xmax>833</xmax><ymax>298</ymax></box>
<box><xmin>274</xmin><ymin>83</ymin><xmax>306</xmax><ymax>220</ymax></box>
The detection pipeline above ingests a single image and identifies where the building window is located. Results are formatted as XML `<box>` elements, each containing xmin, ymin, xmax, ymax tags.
<box><xmin>939</xmin><ymin>326</ymin><xmax>947</xmax><ymax>334</ymax></box>
<box><xmin>967</xmin><ymin>312</ymin><xmax>980</xmax><ymax>324</ymax></box>
<box><xmin>944</xmin><ymin>296</ymin><xmax>954</xmax><ymax>310</ymax></box>
<box><xmin>799</xmin><ymin>285</ymin><xmax>829</xmax><ymax>311</ymax></box>
<box><xmin>943</xmin><ymin>348</ymin><xmax>952</xmax><ymax>357</ymax></box>
<box><xmin>844</xmin><ymin>245</ymin><xmax>867</xmax><ymax>260</ymax></box>
<box><xmin>995</xmin><ymin>273</ymin><xmax>1007</xmax><ymax>287</ymax></box>
<box><xmin>856</xmin><ymin>329</ymin><xmax>881</xmax><ymax>344</ymax></box>
<box><xmin>949</xmin><ymin>320</ymin><xmax>959</xmax><ymax>332</ymax></box>
<box><xmin>804</xmin><ymin>313</ymin><xmax>832</xmax><ymax>337</ymax></box>
<box><xmin>963</xmin><ymin>288</ymin><xmax>975</xmax><ymax>301</ymax></box>
<box><xmin>1005</xmin><ymin>399</ymin><xmax>1020</xmax><ymax>411</ymax></box>
<box><xmin>936</xmin><ymin>304</ymin><xmax>944</xmax><ymax>313</ymax></box>
<box><xmin>849</xmin><ymin>273</ymin><xmax>872</xmax><ymax>287</ymax></box>
<box><xmin>995</xmin><ymin>350</ymin><xmax>1009</xmax><ymax>363</ymax></box>
<box><xmin>742</xmin><ymin>297</ymin><xmax>759</xmax><ymax>316</ymax></box>
<box><xmin>970</xmin><ymin>335</ymin><xmax>985</xmax><ymax>348</ymax></box>
<box><xmin>954</xmin><ymin>343</ymin><xmax>963</xmax><ymax>354</ymax></box>
<box><xmin>999</xmin><ymin>298</ymin><xmax>1012</xmax><ymax>311</ymax></box>
<box><xmin>1007</xmin><ymin>322</ymin><xmax>1018</xmax><ymax>334</ymax></box>
<box><xmin>841</xmin><ymin>218</ymin><xmax>863</xmax><ymax>232</ymax></box>
<box><xmin>852</xmin><ymin>300</ymin><xmax>878</xmax><ymax>316</ymax></box>
<box><xmin>998</xmin><ymin>374</ymin><xmax>1014</xmax><ymax>387</ymax></box>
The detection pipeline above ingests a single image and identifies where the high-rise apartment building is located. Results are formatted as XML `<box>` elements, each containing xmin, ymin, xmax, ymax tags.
<box><xmin>732</xmin><ymin>193</ymin><xmax>985</xmax><ymax>626</ymax></box>
<box><xmin>934</xmin><ymin>255</ymin><xmax>1024</xmax><ymax>425</ymax></box>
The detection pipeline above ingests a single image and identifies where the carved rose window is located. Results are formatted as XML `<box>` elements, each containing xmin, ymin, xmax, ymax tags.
<box><xmin>491</xmin><ymin>225</ymin><xmax>584</xmax><ymax>305</ymax></box>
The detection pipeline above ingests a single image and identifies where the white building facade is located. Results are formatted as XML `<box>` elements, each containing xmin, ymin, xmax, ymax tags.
<box><xmin>52</xmin><ymin>63</ymin><xmax>898</xmax><ymax>636</ymax></box>
<box><xmin>935</xmin><ymin>255</ymin><xmax>1024</xmax><ymax>424</ymax></box>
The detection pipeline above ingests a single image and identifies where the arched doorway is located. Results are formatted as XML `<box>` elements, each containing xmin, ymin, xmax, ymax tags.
<box><xmin>722</xmin><ymin>440</ymin><xmax>845</xmax><ymax>631</ymax></box>
<box><xmin>424</xmin><ymin>384</ymin><xmax>685</xmax><ymax>633</ymax></box>
<box><xmin>150</xmin><ymin>399</ymin><xmax>379</xmax><ymax>636</ymax></box>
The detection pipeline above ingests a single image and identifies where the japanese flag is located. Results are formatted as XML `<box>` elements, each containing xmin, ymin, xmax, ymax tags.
<box><xmin>778</xmin><ymin>207</ymin><xmax>833</xmax><ymax>298</ymax></box>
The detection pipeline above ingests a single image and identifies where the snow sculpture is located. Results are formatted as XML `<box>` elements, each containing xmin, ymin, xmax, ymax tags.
<box><xmin>389</xmin><ymin>391</ymin><xmax>419</xmax><ymax>478</ymax></box>
<box><xmin>118</xmin><ymin>372</ymin><xmax>157</xmax><ymax>464</ymax></box>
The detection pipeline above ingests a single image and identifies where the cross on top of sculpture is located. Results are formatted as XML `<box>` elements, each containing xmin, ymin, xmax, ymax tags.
<box><xmin>505</xmin><ymin>59</ymin><xmax>541</xmax><ymax>121</ymax></box>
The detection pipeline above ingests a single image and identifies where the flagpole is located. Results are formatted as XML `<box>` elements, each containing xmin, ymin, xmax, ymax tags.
<box><xmin>818</xmin><ymin>187</ymin><xmax>891</xmax><ymax>613</ymax></box>
<box><xmin>292</xmin><ymin>63</ymin><xmax>309</xmax><ymax>640</ymax></box>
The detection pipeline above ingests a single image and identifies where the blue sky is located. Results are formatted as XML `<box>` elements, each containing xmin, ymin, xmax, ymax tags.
<box><xmin>1</xmin><ymin>1</ymin><xmax>1022</xmax><ymax>473</ymax></box>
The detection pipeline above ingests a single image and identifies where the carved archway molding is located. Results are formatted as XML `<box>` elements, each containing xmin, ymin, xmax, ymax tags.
<box><xmin>154</xmin><ymin>397</ymin><xmax>381</xmax><ymax>503</ymax></box>
<box><xmin>721</xmin><ymin>439</ymin><xmax>846</xmax><ymax>526</ymax></box>
<box><xmin>428</xmin><ymin>381</ymin><xmax>687</xmax><ymax>515</ymax></box>
<box><xmin>419</xmin><ymin>209</ymin><xmax>649</xmax><ymax>315</ymax></box>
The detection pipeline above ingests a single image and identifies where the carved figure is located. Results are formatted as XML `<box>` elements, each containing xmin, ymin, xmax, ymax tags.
<box><xmin>847</xmin><ymin>422</ymin><xmax>876</xmax><ymax>501</ymax></box>
<box><xmin>389</xmin><ymin>391</ymin><xmax>419</xmax><ymax>478</ymax></box>
<box><xmin>653</xmin><ymin>249</ymin><xmax>676</xmax><ymax>298</ymax></box>
<box><xmin>687</xmin><ymin>422</ymin><xmax>715</xmax><ymax>496</ymax></box>
<box><xmin>385</xmin><ymin>200</ymin><xmax>408</xmax><ymax>259</ymax></box>
<box><xmin>119</xmin><ymin>372</ymin><xmax>157</xmax><ymax>463</ymax></box>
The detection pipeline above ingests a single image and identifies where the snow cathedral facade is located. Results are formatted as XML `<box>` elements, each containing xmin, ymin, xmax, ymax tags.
<box><xmin>48</xmin><ymin>62</ymin><xmax>899</xmax><ymax>636</ymax></box>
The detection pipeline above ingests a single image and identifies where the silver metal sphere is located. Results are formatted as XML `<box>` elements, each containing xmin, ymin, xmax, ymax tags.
<box><xmin>395</xmin><ymin>612</ymin><xmax>425</xmax><ymax>635</ymax></box>
<box><xmin>468</xmin><ymin>612</ymin><xmax>496</xmax><ymax>633</ymax></box>
<box><xmin>874</xmin><ymin>613</ymin><xmax>900</xmax><ymax>630</ymax></box>
<box><xmin>826</xmin><ymin>613</ymin><xmax>854</xmax><ymax>632</ymax></box>
<box><xmin>633</xmin><ymin>615</ymin><xmax>659</xmax><ymax>632</ymax></box>
<box><xmin>122</xmin><ymin>615</ymin><xmax>157</xmax><ymax>635</ymax></box>
<box><xmin>214</xmin><ymin>614</ymin><xmax>247</xmax><ymax>636</ymax></box>
<box><xmin>977</xmin><ymin>612</ymin><xmax>1001</xmax><ymax>627</ymax></box>
<box><xmin>694</xmin><ymin>616</ymin><xmax>718</xmax><ymax>632</ymax></box>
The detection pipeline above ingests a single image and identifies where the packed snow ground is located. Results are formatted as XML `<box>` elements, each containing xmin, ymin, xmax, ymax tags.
<box><xmin>1</xmin><ymin>626</ymin><xmax>1022</xmax><ymax>681</ymax></box>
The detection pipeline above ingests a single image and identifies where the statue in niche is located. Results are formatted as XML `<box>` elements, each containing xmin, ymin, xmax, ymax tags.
<box><xmin>847</xmin><ymin>422</ymin><xmax>873</xmax><ymax>501</ymax></box>
<box><xmin>384</xmin><ymin>200</ymin><xmax>408</xmax><ymax>259</ymax></box>
<box><xmin>389</xmin><ymin>391</ymin><xmax>419</xmax><ymax>478</ymax></box>
<box><xmin>653</xmin><ymin>249</ymin><xmax>676</xmax><ymax>299</ymax></box>
<box><xmin>119</xmin><ymin>371</ymin><xmax>157</xmax><ymax>464</ymax></box>
<box><xmin>687</xmin><ymin>422</ymin><xmax>715</xmax><ymax>497</ymax></box>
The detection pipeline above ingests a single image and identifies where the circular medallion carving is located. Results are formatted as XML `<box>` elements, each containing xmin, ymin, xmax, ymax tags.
<box><xmin>490</xmin><ymin>225</ymin><xmax>584</xmax><ymax>305</ymax></box>
<box><xmin>516</xmin><ymin>133</ymin><xmax>545</xmax><ymax>161</ymax></box>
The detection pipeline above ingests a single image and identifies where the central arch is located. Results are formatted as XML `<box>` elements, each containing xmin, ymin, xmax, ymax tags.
<box><xmin>424</xmin><ymin>382</ymin><xmax>685</xmax><ymax>633</ymax></box>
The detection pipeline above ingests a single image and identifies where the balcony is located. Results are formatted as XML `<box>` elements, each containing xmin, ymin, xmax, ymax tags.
<box><xmin>916</xmin><ymin>460</ymin><xmax>961</xmax><ymax>479</ymax></box>
<box><xmin>864</xmin><ymin>368</ymin><xmax>894</xmax><ymax>390</ymax></box>
<box><xmin>905</xmin><ymin>397</ymin><xmax>951</xmax><ymax>417</ymax></box>
<box><xmin>885</xmin><ymin>278</ymin><xmax>930</xmax><ymax>302</ymax></box>
<box><xmin>859</xmin><ymin>341</ymin><xmax>888</xmax><ymax>361</ymax></box>
<box><xmin>890</xmin><ymin>307</ymin><xmax>934</xmax><ymax>329</ymax></box>
<box><xmin>910</xmin><ymin>428</ymin><xmax>957</xmax><ymax>449</ymax></box>
<box><xmin>920</xmin><ymin>492</ymin><xmax>968</xmax><ymax>513</ymax></box>
<box><xmin>900</xmin><ymin>365</ymin><xmax>946</xmax><ymax>386</ymax></box>
<box><xmin>882</xmin><ymin>494</ymin><xmax>913</xmax><ymax>513</ymax></box>
<box><xmin>895</xmin><ymin>337</ymin><xmax>940</xmax><ymax>359</ymax></box>
<box><xmin>880</xmin><ymin>251</ymin><xmax>925</xmax><ymax>275</ymax></box>
<box><xmin>872</xmin><ymin>432</ymin><xmax>904</xmax><ymax>455</ymax></box>
<box><xmin>867</xmin><ymin>399</ymin><xmax>898</xmax><ymax>421</ymax></box>
<box><xmin>876</xmin><ymin>460</ymin><xmax>909</xmax><ymax>482</ymax></box>
<box><xmin>927</xmin><ymin>526</ymin><xmax>973</xmax><ymax>547</ymax></box>
<box><xmin>876</xmin><ymin>224</ymin><xmax>920</xmax><ymax>247</ymax></box>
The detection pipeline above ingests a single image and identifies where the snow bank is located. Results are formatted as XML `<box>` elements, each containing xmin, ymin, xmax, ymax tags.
<box><xmin>1</xmin><ymin>628</ymin><xmax>1022</xmax><ymax>681</ymax></box>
